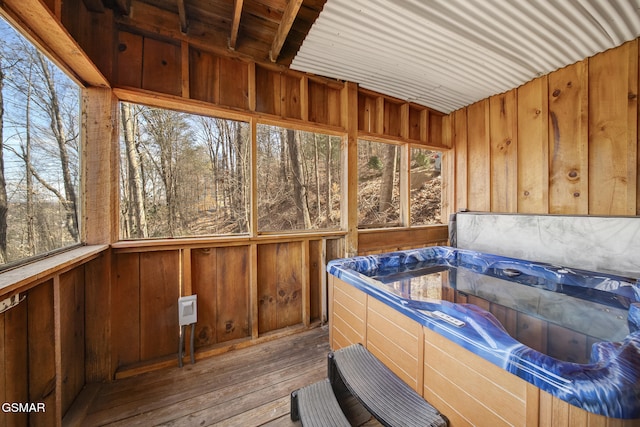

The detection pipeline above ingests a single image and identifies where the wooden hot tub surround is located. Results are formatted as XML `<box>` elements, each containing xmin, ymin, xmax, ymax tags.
<box><xmin>328</xmin><ymin>247</ymin><xmax>640</xmax><ymax>426</ymax></box>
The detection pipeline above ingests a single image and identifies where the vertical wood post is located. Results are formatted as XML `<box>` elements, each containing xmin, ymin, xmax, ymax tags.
<box><xmin>82</xmin><ymin>87</ymin><xmax>118</xmax><ymax>245</ymax></box>
<box><xmin>341</xmin><ymin>82</ymin><xmax>359</xmax><ymax>257</ymax></box>
<box><xmin>81</xmin><ymin>87</ymin><xmax>116</xmax><ymax>382</ymax></box>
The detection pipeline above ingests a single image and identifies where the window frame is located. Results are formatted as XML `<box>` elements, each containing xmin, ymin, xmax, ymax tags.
<box><xmin>356</xmin><ymin>136</ymin><xmax>445</xmax><ymax>231</ymax></box>
<box><xmin>113</xmin><ymin>89</ymin><xmax>349</xmax><ymax>242</ymax></box>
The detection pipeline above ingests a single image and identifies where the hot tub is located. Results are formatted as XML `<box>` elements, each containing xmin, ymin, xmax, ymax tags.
<box><xmin>327</xmin><ymin>246</ymin><xmax>640</xmax><ymax>423</ymax></box>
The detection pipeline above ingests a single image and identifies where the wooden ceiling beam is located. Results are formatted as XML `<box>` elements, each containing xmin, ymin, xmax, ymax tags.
<box><xmin>177</xmin><ymin>0</ymin><xmax>188</xmax><ymax>34</ymax></box>
<box><xmin>229</xmin><ymin>0</ymin><xmax>244</xmax><ymax>50</ymax></box>
<box><xmin>269</xmin><ymin>0</ymin><xmax>303</xmax><ymax>62</ymax></box>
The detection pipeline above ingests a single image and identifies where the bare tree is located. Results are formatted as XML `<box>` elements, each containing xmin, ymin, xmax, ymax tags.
<box><xmin>0</xmin><ymin>56</ymin><xmax>7</xmax><ymax>262</ymax></box>
<box><xmin>287</xmin><ymin>129</ymin><xmax>311</xmax><ymax>228</ymax></box>
<box><xmin>33</xmin><ymin>51</ymin><xmax>79</xmax><ymax>240</ymax></box>
<box><xmin>379</xmin><ymin>144</ymin><xmax>397</xmax><ymax>214</ymax></box>
<box><xmin>121</xmin><ymin>103</ymin><xmax>148</xmax><ymax>238</ymax></box>
<box><xmin>140</xmin><ymin>107</ymin><xmax>191</xmax><ymax>237</ymax></box>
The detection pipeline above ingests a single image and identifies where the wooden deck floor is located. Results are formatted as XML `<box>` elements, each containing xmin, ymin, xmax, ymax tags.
<box><xmin>65</xmin><ymin>326</ymin><xmax>376</xmax><ymax>426</ymax></box>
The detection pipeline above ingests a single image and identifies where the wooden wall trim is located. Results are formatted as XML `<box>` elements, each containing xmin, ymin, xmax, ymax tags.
<box><xmin>0</xmin><ymin>245</ymin><xmax>108</xmax><ymax>299</ymax></box>
<box><xmin>358</xmin><ymin>225</ymin><xmax>449</xmax><ymax>255</ymax></box>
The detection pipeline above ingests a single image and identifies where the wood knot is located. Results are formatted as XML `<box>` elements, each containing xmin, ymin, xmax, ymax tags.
<box><xmin>523</xmin><ymin>190</ymin><xmax>530</xmax><ymax>196</ymax></box>
<box><xmin>118</xmin><ymin>43</ymin><xmax>127</xmax><ymax>52</ymax></box>
<box><xmin>552</xmin><ymin>89</ymin><xmax>561</xmax><ymax>97</ymax></box>
<box><xmin>225</xmin><ymin>321</ymin><xmax>235</xmax><ymax>333</ymax></box>
<box><xmin>629</xmin><ymin>92</ymin><xmax>637</xmax><ymax>100</ymax></box>
<box><xmin>567</xmin><ymin>170</ymin><xmax>579</xmax><ymax>179</ymax></box>
<box><xmin>573</xmin><ymin>192</ymin><xmax>580</xmax><ymax>197</ymax></box>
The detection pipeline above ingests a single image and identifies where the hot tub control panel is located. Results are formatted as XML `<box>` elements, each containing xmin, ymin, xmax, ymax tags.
<box><xmin>429</xmin><ymin>310</ymin><xmax>466</xmax><ymax>327</ymax></box>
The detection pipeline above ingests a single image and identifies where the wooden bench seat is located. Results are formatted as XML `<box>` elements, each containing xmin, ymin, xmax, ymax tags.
<box><xmin>329</xmin><ymin>343</ymin><xmax>448</xmax><ymax>427</ymax></box>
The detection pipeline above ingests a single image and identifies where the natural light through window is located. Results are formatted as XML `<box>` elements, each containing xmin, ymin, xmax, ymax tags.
<box><xmin>0</xmin><ymin>18</ymin><xmax>81</xmax><ymax>268</ymax></box>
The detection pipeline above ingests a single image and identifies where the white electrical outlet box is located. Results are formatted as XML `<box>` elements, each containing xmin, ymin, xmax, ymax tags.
<box><xmin>178</xmin><ymin>295</ymin><xmax>197</xmax><ymax>326</ymax></box>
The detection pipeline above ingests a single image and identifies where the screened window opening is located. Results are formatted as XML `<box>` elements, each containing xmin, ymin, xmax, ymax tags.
<box><xmin>119</xmin><ymin>103</ymin><xmax>250</xmax><ymax>239</ymax></box>
<box><xmin>410</xmin><ymin>147</ymin><xmax>442</xmax><ymax>225</ymax></box>
<box><xmin>0</xmin><ymin>18</ymin><xmax>81</xmax><ymax>268</ymax></box>
<box><xmin>256</xmin><ymin>124</ymin><xmax>342</xmax><ymax>232</ymax></box>
<box><xmin>358</xmin><ymin>140</ymin><xmax>400</xmax><ymax>228</ymax></box>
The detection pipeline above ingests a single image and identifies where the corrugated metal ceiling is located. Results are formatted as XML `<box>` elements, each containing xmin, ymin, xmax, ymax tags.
<box><xmin>290</xmin><ymin>0</ymin><xmax>640</xmax><ymax>113</ymax></box>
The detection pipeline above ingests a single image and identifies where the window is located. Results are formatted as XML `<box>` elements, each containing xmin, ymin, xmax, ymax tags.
<box><xmin>410</xmin><ymin>147</ymin><xmax>442</xmax><ymax>225</ymax></box>
<box><xmin>358</xmin><ymin>140</ymin><xmax>442</xmax><ymax>229</ymax></box>
<box><xmin>0</xmin><ymin>18</ymin><xmax>81</xmax><ymax>268</ymax></box>
<box><xmin>256</xmin><ymin>124</ymin><xmax>341</xmax><ymax>232</ymax></box>
<box><xmin>358</xmin><ymin>140</ymin><xmax>400</xmax><ymax>228</ymax></box>
<box><xmin>119</xmin><ymin>103</ymin><xmax>250</xmax><ymax>238</ymax></box>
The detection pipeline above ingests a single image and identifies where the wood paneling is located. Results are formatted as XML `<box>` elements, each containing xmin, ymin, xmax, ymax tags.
<box><xmin>518</xmin><ymin>76</ymin><xmax>549</xmax><ymax>213</ymax></box>
<box><xmin>549</xmin><ymin>61</ymin><xmax>589</xmax><ymax>214</ymax></box>
<box><xmin>367</xmin><ymin>297</ymin><xmax>423</xmax><ymax>392</ymax></box>
<box><xmin>384</xmin><ymin>99</ymin><xmax>402</xmax><ymax>137</ymax></box>
<box><xmin>116</xmin><ymin>31</ymin><xmax>143</xmax><ymax>88</ymax></box>
<box><xmin>1</xmin><ymin>297</ymin><xmax>29</xmax><ymax>426</ymax></box>
<box><xmin>451</xmin><ymin>40</ymin><xmax>640</xmax><ymax>217</ymax></box>
<box><xmin>113</xmin><ymin>252</ymin><xmax>141</xmax><ymax>368</ymax></box>
<box><xmin>466</xmin><ymin>99</ymin><xmax>491</xmax><ymax>211</ymax></box>
<box><xmin>28</xmin><ymin>281</ymin><xmax>57</xmax><ymax>426</ymax></box>
<box><xmin>453</xmin><ymin>108</ymin><xmax>469</xmax><ymax>209</ymax></box>
<box><xmin>219</xmin><ymin>56</ymin><xmax>249</xmax><ymax>110</ymax></box>
<box><xmin>255</xmin><ymin>65</ymin><xmax>280</xmax><ymax>115</ymax></box>
<box><xmin>329</xmin><ymin>276</ymin><xmax>366</xmax><ymax>350</ymax></box>
<box><xmin>357</xmin><ymin>89</ymin><xmax>445</xmax><ymax>147</ymax></box>
<box><xmin>142</xmin><ymin>37</ymin><xmax>181</xmax><ymax>96</ymax></box>
<box><xmin>588</xmin><ymin>40</ymin><xmax>638</xmax><ymax>215</ymax></box>
<box><xmin>191</xmin><ymin>248</ymin><xmax>218</xmax><ymax>347</ymax></box>
<box><xmin>308</xmin><ymin>239</ymin><xmax>323</xmax><ymax>322</ymax></box>
<box><xmin>139</xmin><ymin>251</ymin><xmax>180</xmax><ymax>360</ymax></box>
<box><xmin>84</xmin><ymin>253</ymin><xmax>111</xmax><ymax>382</ymax></box>
<box><xmin>257</xmin><ymin>242</ymin><xmax>303</xmax><ymax>333</ymax></box>
<box><xmin>423</xmin><ymin>327</ymin><xmax>530</xmax><ymax>426</ymax></box>
<box><xmin>215</xmin><ymin>246</ymin><xmax>250</xmax><ymax>341</ymax></box>
<box><xmin>489</xmin><ymin>90</ymin><xmax>518</xmax><ymax>212</ymax></box>
<box><xmin>189</xmin><ymin>47</ymin><xmax>219</xmax><ymax>103</ymax></box>
<box><xmin>357</xmin><ymin>225</ymin><xmax>449</xmax><ymax>255</ymax></box>
<box><xmin>59</xmin><ymin>268</ymin><xmax>86</xmax><ymax>415</ymax></box>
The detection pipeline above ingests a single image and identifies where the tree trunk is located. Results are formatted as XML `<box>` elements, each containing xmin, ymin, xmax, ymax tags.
<box><xmin>313</xmin><ymin>134</ymin><xmax>321</xmax><ymax>223</ymax></box>
<box><xmin>24</xmin><ymin>70</ymin><xmax>36</xmax><ymax>255</ymax></box>
<box><xmin>37</xmin><ymin>52</ymin><xmax>79</xmax><ymax>240</ymax></box>
<box><xmin>0</xmin><ymin>60</ymin><xmax>7</xmax><ymax>262</ymax></box>
<box><xmin>325</xmin><ymin>136</ymin><xmax>333</xmax><ymax>225</ymax></box>
<box><xmin>287</xmin><ymin>129</ymin><xmax>311</xmax><ymax>228</ymax></box>
<box><xmin>121</xmin><ymin>103</ymin><xmax>148</xmax><ymax>238</ymax></box>
<box><xmin>379</xmin><ymin>144</ymin><xmax>397</xmax><ymax>213</ymax></box>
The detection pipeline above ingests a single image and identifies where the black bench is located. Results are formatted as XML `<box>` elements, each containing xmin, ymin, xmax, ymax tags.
<box><xmin>329</xmin><ymin>343</ymin><xmax>448</xmax><ymax>427</ymax></box>
<box><xmin>291</xmin><ymin>343</ymin><xmax>448</xmax><ymax>426</ymax></box>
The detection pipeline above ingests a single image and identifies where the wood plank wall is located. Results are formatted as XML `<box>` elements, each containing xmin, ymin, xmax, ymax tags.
<box><xmin>110</xmin><ymin>238</ymin><xmax>346</xmax><ymax>377</ymax></box>
<box><xmin>450</xmin><ymin>39</ymin><xmax>639</xmax><ymax>216</ymax></box>
<box><xmin>0</xmin><ymin>252</ymin><xmax>109</xmax><ymax>427</ymax></box>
